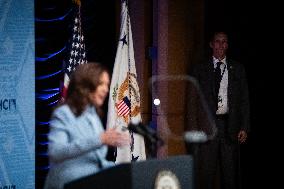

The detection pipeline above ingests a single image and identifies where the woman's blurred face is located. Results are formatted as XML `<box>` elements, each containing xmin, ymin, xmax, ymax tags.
<box><xmin>89</xmin><ymin>71</ymin><xmax>110</xmax><ymax>107</ymax></box>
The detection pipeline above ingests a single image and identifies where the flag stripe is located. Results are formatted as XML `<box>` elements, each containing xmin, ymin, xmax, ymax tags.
<box><xmin>118</xmin><ymin>105</ymin><xmax>128</xmax><ymax>113</ymax></box>
<box><xmin>118</xmin><ymin>108</ymin><xmax>129</xmax><ymax>116</ymax></box>
<box><xmin>118</xmin><ymin>103</ymin><xmax>130</xmax><ymax>116</ymax></box>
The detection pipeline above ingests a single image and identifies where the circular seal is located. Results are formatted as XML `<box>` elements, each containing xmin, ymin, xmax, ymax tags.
<box><xmin>154</xmin><ymin>170</ymin><xmax>181</xmax><ymax>189</ymax></box>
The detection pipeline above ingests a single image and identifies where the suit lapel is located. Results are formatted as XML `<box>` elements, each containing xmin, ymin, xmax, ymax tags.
<box><xmin>227</xmin><ymin>60</ymin><xmax>234</xmax><ymax>110</ymax></box>
<box><xmin>208</xmin><ymin>58</ymin><xmax>217</xmax><ymax>100</ymax></box>
<box><xmin>205</xmin><ymin>58</ymin><xmax>217</xmax><ymax>112</ymax></box>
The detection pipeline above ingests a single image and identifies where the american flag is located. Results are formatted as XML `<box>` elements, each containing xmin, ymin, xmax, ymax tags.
<box><xmin>117</xmin><ymin>97</ymin><xmax>131</xmax><ymax>116</ymax></box>
<box><xmin>61</xmin><ymin>6</ymin><xmax>87</xmax><ymax>99</ymax></box>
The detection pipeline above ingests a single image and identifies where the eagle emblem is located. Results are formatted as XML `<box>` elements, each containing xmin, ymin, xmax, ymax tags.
<box><xmin>112</xmin><ymin>72</ymin><xmax>141</xmax><ymax>123</ymax></box>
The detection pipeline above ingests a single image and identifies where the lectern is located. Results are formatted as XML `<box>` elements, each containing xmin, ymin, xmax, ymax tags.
<box><xmin>65</xmin><ymin>155</ymin><xmax>194</xmax><ymax>189</ymax></box>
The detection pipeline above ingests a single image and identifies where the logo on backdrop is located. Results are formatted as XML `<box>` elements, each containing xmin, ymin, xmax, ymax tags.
<box><xmin>0</xmin><ymin>98</ymin><xmax>16</xmax><ymax>113</ymax></box>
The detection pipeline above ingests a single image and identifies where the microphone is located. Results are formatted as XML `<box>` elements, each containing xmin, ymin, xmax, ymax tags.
<box><xmin>127</xmin><ymin>122</ymin><xmax>164</xmax><ymax>145</ymax></box>
<box><xmin>184</xmin><ymin>131</ymin><xmax>208</xmax><ymax>143</ymax></box>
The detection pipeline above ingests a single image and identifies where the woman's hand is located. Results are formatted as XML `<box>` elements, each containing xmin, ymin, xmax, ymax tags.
<box><xmin>100</xmin><ymin>127</ymin><xmax>130</xmax><ymax>147</ymax></box>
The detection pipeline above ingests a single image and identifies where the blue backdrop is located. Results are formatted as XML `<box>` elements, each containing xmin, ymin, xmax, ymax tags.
<box><xmin>0</xmin><ymin>0</ymin><xmax>35</xmax><ymax>188</ymax></box>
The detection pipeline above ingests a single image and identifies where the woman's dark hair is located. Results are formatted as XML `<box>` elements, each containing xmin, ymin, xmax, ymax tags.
<box><xmin>65</xmin><ymin>62</ymin><xmax>109</xmax><ymax>116</ymax></box>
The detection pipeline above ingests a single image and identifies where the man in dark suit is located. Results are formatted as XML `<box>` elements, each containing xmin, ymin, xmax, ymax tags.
<box><xmin>191</xmin><ymin>31</ymin><xmax>250</xmax><ymax>189</ymax></box>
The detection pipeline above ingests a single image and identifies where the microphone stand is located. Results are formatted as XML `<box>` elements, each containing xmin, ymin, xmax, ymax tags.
<box><xmin>147</xmin><ymin>133</ymin><xmax>164</xmax><ymax>158</ymax></box>
<box><xmin>128</xmin><ymin>122</ymin><xmax>164</xmax><ymax>158</ymax></box>
<box><xmin>184</xmin><ymin>130</ymin><xmax>209</xmax><ymax>189</ymax></box>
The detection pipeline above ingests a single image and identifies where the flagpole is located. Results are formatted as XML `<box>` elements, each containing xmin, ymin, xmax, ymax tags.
<box><xmin>126</xmin><ymin>0</ymin><xmax>135</xmax><ymax>160</ymax></box>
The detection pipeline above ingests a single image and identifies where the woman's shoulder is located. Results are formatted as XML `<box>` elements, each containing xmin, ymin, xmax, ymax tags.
<box><xmin>53</xmin><ymin>104</ymin><xmax>70</xmax><ymax>113</ymax></box>
<box><xmin>51</xmin><ymin>104</ymin><xmax>74</xmax><ymax>120</ymax></box>
<box><xmin>49</xmin><ymin>104</ymin><xmax>77</xmax><ymax>128</ymax></box>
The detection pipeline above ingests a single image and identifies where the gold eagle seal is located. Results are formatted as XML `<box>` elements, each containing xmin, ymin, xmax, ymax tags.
<box><xmin>112</xmin><ymin>72</ymin><xmax>141</xmax><ymax>123</ymax></box>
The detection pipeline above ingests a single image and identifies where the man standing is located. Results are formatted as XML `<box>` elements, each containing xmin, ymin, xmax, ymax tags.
<box><xmin>191</xmin><ymin>31</ymin><xmax>250</xmax><ymax>189</ymax></box>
